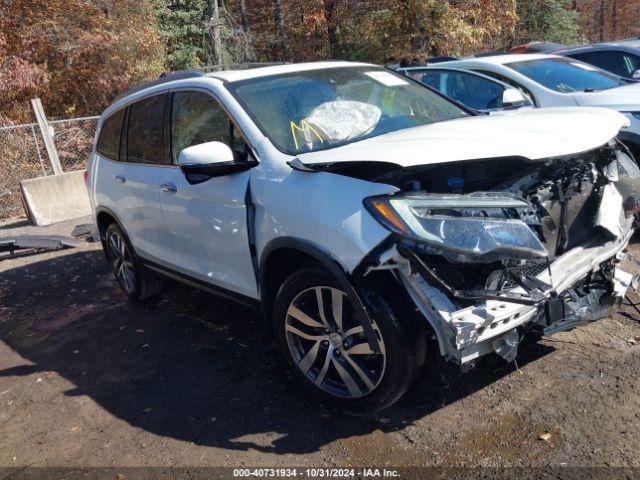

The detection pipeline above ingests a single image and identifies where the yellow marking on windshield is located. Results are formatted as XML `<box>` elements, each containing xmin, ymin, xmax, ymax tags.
<box><xmin>290</xmin><ymin>120</ymin><xmax>325</xmax><ymax>150</ymax></box>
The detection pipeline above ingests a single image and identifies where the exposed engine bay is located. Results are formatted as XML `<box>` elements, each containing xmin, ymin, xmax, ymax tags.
<box><xmin>351</xmin><ymin>141</ymin><xmax>640</xmax><ymax>367</ymax></box>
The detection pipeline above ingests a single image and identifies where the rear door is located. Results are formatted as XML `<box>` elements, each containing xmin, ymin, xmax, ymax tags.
<box><xmin>93</xmin><ymin>107</ymin><xmax>127</xmax><ymax>221</ymax></box>
<box><xmin>118</xmin><ymin>93</ymin><xmax>171</xmax><ymax>263</ymax></box>
<box><xmin>157</xmin><ymin>89</ymin><xmax>257</xmax><ymax>298</ymax></box>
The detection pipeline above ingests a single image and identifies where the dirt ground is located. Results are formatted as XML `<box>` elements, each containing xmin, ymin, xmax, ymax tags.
<box><xmin>1</xmin><ymin>217</ymin><xmax>640</xmax><ymax>474</ymax></box>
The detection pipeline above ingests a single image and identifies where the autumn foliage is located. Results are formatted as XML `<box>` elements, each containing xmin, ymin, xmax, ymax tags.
<box><xmin>1</xmin><ymin>0</ymin><xmax>640</xmax><ymax>126</ymax></box>
<box><xmin>0</xmin><ymin>0</ymin><xmax>164</xmax><ymax>124</ymax></box>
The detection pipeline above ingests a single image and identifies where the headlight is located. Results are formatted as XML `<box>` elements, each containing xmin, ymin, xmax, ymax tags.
<box><xmin>364</xmin><ymin>192</ymin><xmax>548</xmax><ymax>262</ymax></box>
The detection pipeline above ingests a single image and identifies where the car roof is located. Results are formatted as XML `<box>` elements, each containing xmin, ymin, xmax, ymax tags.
<box><xmin>511</xmin><ymin>42</ymin><xmax>566</xmax><ymax>53</ymax></box>
<box><xmin>559</xmin><ymin>40</ymin><xmax>640</xmax><ymax>54</ymax></box>
<box><xmin>110</xmin><ymin>61</ymin><xmax>377</xmax><ymax>107</ymax></box>
<box><xmin>603</xmin><ymin>38</ymin><xmax>640</xmax><ymax>48</ymax></box>
<box><xmin>442</xmin><ymin>53</ymin><xmax>560</xmax><ymax>66</ymax></box>
<box><xmin>207</xmin><ymin>61</ymin><xmax>374</xmax><ymax>82</ymax></box>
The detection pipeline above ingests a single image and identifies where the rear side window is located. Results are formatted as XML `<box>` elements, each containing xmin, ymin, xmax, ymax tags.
<box><xmin>96</xmin><ymin>109</ymin><xmax>125</xmax><ymax>161</ymax></box>
<box><xmin>570</xmin><ymin>51</ymin><xmax>640</xmax><ymax>78</ymax></box>
<box><xmin>126</xmin><ymin>94</ymin><xmax>166</xmax><ymax>164</ymax></box>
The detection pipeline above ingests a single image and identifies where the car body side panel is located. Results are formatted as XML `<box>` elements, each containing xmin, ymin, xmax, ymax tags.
<box><xmin>249</xmin><ymin>143</ymin><xmax>396</xmax><ymax>274</ymax></box>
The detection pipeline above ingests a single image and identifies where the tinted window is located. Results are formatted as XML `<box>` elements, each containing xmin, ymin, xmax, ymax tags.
<box><xmin>96</xmin><ymin>109</ymin><xmax>125</xmax><ymax>161</ymax></box>
<box><xmin>228</xmin><ymin>67</ymin><xmax>467</xmax><ymax>154</ymax></box>
<box><xmin>570</xmin><ymin>51</ymin><xmax>640</xmax><ymax>78</ymax></box>
<box><xmin>127</xmin><ymin>94</ymin><xmax>166</xmax><ymax>164</ymax></box>
<box><xmin>412</xmin><ymin>70</ymin><xmax>506</xmax><ymax>110</ymax></box>
<box><xmin>471</xmin><ymin>69</ymin><xmax>537</xmax><ymax>106</ymax></box>
<box><xmin>171</xmin><ymin>91</ymin><xmax>247</xmax><ymax>162</ymax></box>
<box><xmin>407</xmin><ymin>70</ymin><xmax>442</xmax><ymax>90</ymax></box>
<box><xmin>506</xmin><ymin>57</ymin><xmax>624</xmax><ymax>92</ymax></box>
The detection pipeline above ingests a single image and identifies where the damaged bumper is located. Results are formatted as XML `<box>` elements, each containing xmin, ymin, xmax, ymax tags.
<box><xmin>395</xmin><ymin>221</ymin><xmax>635</xmax><ymax>365</ymax></box>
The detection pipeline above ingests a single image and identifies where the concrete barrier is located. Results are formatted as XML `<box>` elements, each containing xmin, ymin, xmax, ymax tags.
<box><xmin>20</xmin><ymin>171</ymin><xmax>91</xmax><ymax>226</ymax></box>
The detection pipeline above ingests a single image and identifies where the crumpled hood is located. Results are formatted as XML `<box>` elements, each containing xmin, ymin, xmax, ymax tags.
<box><xmin>572</xmin><ymin>82</ymin><xmax>640</xmax><ymax>111</ymax></box>
<box><xmin>296</xmin><ymin>107</ymin><xmax>629</xmax><ymax>168</ymax></box>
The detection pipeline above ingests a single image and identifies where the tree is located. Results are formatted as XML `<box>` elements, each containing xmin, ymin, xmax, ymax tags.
<box><xmin>0</xmin><ymin>0</ymin><xmax>165</xmax><ymax>123</ymax></box>
<box><xmin>238</xmin><ymin>0</ymin><xmax>250</xmax><ymax>33</ymax></box>
<box><xmin>514</xmin><ymin>0</ymin><xmax>581</xmax><ymax>45</ymax></box>
<box><xmin>158</xmin><ymin>0</ymin><xmax>208</xmax><ymax>70</ymax></box>
<box><xmin>574</xmin><ymin>0</ymin><xmax>640</xmax><ymax>42</ymax></box>
<box><xmin>273</xmin><ymin>0</ymin><xmax>290</xmax><ymax>60</ymax></box>
<box><xmin>207</xmin><ymin>0</ymin><xmax>223</xmax><ymax>64</ymax></box>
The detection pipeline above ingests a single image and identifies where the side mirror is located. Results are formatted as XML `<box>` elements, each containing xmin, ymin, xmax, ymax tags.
<box><xmin>502</xmin><ymin>88</ymin><xmax>528</xmax><ymax>108</ymax></box>
<box><xmin>632</xmin><ymin>70</ymin><xmax>640</xmax><ymax>80</ymax></box>
<box><xmin>177</xmin><ymin>141</ymin><xmax>257</xmax><ymax>184</ymax></box>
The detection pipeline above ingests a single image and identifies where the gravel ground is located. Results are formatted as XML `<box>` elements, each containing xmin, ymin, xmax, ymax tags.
<box><xmin>1</xmin><ymin>218</ymin><xmax>640</xmax><ymax>475</ymax></box>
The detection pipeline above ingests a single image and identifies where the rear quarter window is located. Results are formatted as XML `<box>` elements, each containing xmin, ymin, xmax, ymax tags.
<box><xmin>96</xmin><ymin>109</ymin><xmax>125</xmax><ymax>161</ymax></box>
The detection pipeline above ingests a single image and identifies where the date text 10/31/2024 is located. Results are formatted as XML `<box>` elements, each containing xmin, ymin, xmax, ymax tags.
<box><xmin>232</xmin><ymin>468</ymin><xmax>401</xmax><ymax>478</ymax></box>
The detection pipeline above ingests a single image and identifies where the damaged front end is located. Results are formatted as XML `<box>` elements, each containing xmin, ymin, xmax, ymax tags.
<box><xmin>359</xmin><ymin>141</ymin><xmax>640</xmax><ymax>367</ymax></box>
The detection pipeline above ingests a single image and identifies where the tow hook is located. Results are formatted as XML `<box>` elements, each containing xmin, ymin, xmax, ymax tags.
<box><xmin>492</xmin><ymin>330</ymin><xmax>520</xmax><ymax>363</ymax></box>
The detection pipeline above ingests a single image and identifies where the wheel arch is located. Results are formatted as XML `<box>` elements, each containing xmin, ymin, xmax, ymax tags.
<box><xmin>95</xmin><ymin>207</ymin><xmax>137</xmax><ymax>261</ymax></box>
<box><xmin>259</xmin><ymin>238</ymin><xmax>351</xmax><ymax>321</ymax></box>
<box><xmin>260</xmin><ymin>238</ymin><xmax>384</xmax><ymax>349</ymax></box>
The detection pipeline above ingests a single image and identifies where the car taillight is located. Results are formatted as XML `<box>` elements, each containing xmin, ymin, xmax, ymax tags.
<box><xmin>83</xmin><ymin>170</ymin><xmax>89</xmax><ymax>185</ymax></box>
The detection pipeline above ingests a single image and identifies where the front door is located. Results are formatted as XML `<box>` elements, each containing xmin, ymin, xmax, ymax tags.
<box><xmin>158</xmin><ymin>89</ymin><xmax>258</xmax><ymax>299</ymax></box>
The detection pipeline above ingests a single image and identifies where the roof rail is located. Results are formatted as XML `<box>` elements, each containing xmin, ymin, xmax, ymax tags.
<box><xmin>111</xmin><ymin>63</ymin><xmax>288</xmax><ymax>104</ymax></box>
<box><xmin>181</xmin><ymin>62</ymin><xmax>289</xmax><ymax>74</ymax></box>
<box><xmin>156</xmin><ymin>62</ymin><xmax>289</xmax><ymax>79</ymax></box>
<box><xmin>426</xmin><ymin>55</ymin><xmax>459</xmax><ymax>64</ymax></box>
<box><xmin>113</xmin><ymin>70</ymin><xmax>205</xmax><ymax>102</ymax></box>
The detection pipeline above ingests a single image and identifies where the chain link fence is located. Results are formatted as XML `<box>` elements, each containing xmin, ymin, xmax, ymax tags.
<box><xmin>0</xmin><ymin>116</ymin><xmax>98</xmax><ymax>221</ymax></box>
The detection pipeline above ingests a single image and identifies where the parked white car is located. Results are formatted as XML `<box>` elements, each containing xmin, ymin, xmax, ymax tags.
<box><xmin>437</xmin><ymin>54</ymin><xmax>640</xmax><ymax>157</ymax></box>
<box><xmin>88</xmin><ymin>61</ymin><xmax>639</xmax><ymax>410</ymax></box>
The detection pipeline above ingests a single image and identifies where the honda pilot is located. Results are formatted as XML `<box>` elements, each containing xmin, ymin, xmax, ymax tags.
<box><xmin>88</xmin><ymin>62</ymin><xmax>639</xmax><ymax>410</ymax></box>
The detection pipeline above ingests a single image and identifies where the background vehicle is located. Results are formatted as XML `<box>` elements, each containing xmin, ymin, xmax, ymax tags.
<box><xmin>510</xmin><ymin>42</ymin><xmax>566</xmax><ymax>54</ymax></box>
<box><xmin>556</xmin><ymin>39</ymin><xmax>640</xmax><ymax>81</ymax></box>
<box><xmin>88</xmin><ymin>61</ymin><xmax>637</xmax><ymax>411</ymax></box>
<box><xmin>394</xmin><ymin>66</ymin><xmax>532</xmax><ymax>113</ymax></box>
<box><xmin>437</xmin><ymin>54</ymin><xmax>640</xmax><ymax>158</ymax></box>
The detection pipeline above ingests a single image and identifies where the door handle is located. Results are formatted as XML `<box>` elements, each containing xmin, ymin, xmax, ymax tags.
<box><xmin>160</xmin><ymin>183</ymin><xmax>177</xmax><ymax>193</ymax></box>
<box><xmin>114</xmin><ymin>175</ymin><xmax>126</xmax><ymax>183</ymax></box>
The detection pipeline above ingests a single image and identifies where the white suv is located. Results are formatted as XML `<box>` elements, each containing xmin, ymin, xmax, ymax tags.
<box><xmin>88</xmin><ymin>62</ymin><xmax>639</xmax><ymax>411</ymax></box>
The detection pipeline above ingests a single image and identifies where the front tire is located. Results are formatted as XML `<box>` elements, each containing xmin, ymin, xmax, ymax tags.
<box><xmin>273</xmin><ymin>265</ymin><xmax>426</xmax><ymax>411</ymax></box>
<box><xmin>104</xmin><ymin>223</ymin><xmax>163</xmax><ymax>300</ymax></box>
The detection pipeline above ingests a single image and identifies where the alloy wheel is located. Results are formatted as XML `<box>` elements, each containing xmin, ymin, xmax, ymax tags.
<box><xmin>285</xmin><ymin>286</ymin><xmax>386</xmax><ymax>398</ymax></box>
<box><xmin>108</xmin><ymin>231</ymin><xmax>136</xmax><ymax>295</ymax></box>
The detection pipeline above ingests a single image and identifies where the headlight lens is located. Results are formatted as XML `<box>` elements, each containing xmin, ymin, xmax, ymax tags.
<box><xmin>365</xmin><ymin>193</ymin><xmax>548</xmax><ymax>261</ymax></box>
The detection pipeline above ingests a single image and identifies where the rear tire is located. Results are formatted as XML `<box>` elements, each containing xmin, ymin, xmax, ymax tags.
<box><xmin>272</xmin><ymin>265</ymin><xmax>426</xmax><ymax>412</ymax></box>
<box><xmin>104</xmin><ymin>223</ymin><xmax>163</xmax><ymax>300</ymax></box>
